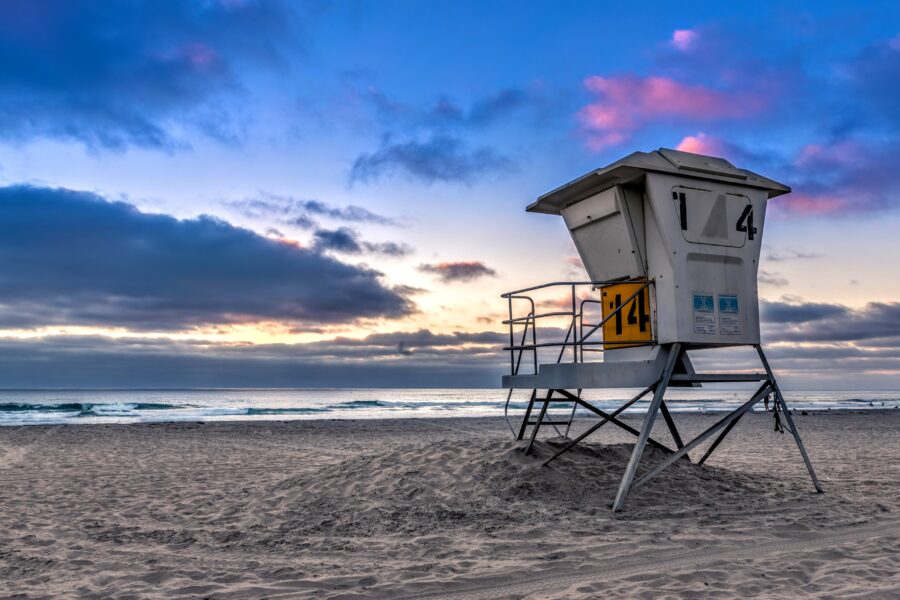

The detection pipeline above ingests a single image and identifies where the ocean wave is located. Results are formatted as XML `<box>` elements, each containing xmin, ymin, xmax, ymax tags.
<box><xmin>0</xmin><ymin>402</ymin><xmax>182</xmax><ymax>414</ymax></box>
<box><xmin>245</xmin><ymin>407</ymin><xmax>330</xmax><ymax>415</ymax></box>
<box><xmin>332</xmin><ymin>400</ymin><xmax>387</xmax><ymax>408</ymax></box>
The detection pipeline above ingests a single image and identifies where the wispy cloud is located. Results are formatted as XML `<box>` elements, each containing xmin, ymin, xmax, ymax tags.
<box><xmin>350</xmin><ymin>134</ymin><xmax>513</xmax><ymax>185</ymax></box>
<box><xmin>765</xmin><ymin>249</ymin><xmax>822</xmax><ymax>262</ymax></box>
<box><xmin>366</xmin><ymin>87</ymin><xmax>532</xmax><ymax>130</ymax></box>
<box><xmin>758</xmin><ymin>270</ymin><xmax>789</xmax><ymax>287</ymax></box>
<box><xmin>226</xmin><ymin>195</ymin><xmax>398</xmax><ymax>228</ymax></box>
<box><xmin>418</xmin><ymin>261</ymin><xmax>498</xmax><ymax>282</ymax></box>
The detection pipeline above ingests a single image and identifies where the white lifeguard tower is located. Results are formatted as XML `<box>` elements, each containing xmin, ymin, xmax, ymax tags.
<box><xmin>502</xmin><ymin>148</ymin><xmax>821</xmax><ymax>511</ymax></box>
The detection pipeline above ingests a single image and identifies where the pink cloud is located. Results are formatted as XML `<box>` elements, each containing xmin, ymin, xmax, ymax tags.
<box><xmin>793</xmin><ymin>141</ymin><xmax>863</xmax><ymax>169</ymax></box>
<box><xmin>777</xmin><ymin>140</ymin><xmax>895</xmax><ymax>217</ymax></box>
<box><xmin>671</xmin><ymin>29</ymin><xmax>699</xmax><ymax>51</ymax></box>
<box><xmin>770</xmin><ymin>193</ymin><xmax>849</xmax><ymax>217</ymax></box>
<box><xmin>675</xmin><ymin>132</ymin><xmax>727</xmax><ymax>156</ymax></box>
<box><xmin>578</xmin><ymin>75</ymin><xmax>768</xmax><ymax>150</ymax></box>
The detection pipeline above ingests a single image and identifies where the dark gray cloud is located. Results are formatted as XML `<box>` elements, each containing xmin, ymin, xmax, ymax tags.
<box><xmin>0</xmin><ymin>185</ymin><xmax>414</xmax><ymax>329</ymax></box>
<box><xmin>418</xmin><ymin>261</ymin><xmax>498</xmax><ymax>282</ymax></box>
<box><xmin>312</xmin><ymin>227</ymin><xmax>363</xmax><ymax>254</ymax></box>
<box><xmin>760</xmin><ymin>300</ymin><xmax>849</xmax><ymax>325</ymax></box>
<box><xmin>350</xmin><ymin>134</ymin><xmax>513</xmax><ymax>185</ymax></box>
<box><xmin>0</xmin><ymin>332</ymin><xmax>506</xmax><ymax>388</ymax></box>
<box><xmin>761</xmin><ymin>300</ymin><xmax>900</xmax><ymax>342</ymax></box>
<box><xmin>0</xmin><ymin>0</ymin><xmax>305</xmax><ymax>150</ymax></box>
<box><xmin>312</xmin><ymin>227</ymin><xmax>413</xmax><ymax>257</ymax></box>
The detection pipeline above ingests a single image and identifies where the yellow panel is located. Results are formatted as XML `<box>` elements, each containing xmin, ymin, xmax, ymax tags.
<box><xmin>601</xmin><ymin>283</ymin><xmax>652</xmax><ymax>349</ymax></box>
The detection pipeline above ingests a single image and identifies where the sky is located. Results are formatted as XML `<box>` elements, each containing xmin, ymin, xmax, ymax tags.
<box><xmin>0</xmin><ymin>0</ymin><xmax>899</xmax><ymax>389</ymax></box>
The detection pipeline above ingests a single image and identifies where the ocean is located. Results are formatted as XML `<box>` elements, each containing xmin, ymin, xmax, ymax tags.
<box><xmin>0</xmin><ymin>388</ymin><xmax>897</xmax><ymax>426</ymax></box>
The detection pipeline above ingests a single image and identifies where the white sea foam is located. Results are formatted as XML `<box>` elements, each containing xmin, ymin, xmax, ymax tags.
<box><xmin>0</xmin><ymin>389</ymin><xmax>896</xmax><ymax>426</ymax></box>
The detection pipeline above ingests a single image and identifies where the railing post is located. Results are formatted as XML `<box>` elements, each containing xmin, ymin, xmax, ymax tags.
<box><xmin>532</xmin><ymin>305</ymin><xmax>538</xmax><ymax>374</ymax></box>
<box><xmin>571</xmin><ymin>284</ymin><xmax>577</xmax><ymax>363</ymax></box>
<box><xmin>507</xmin><ymin>295</ymin><xmax>514</xmax><ymax>375</ymax></box>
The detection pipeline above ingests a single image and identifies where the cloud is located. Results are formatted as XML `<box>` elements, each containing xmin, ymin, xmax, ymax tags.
<box><xmin>0</xmin><ymin>331</ymin><xmax>507</xmax><ymax>388</ymax></box>
<box><xmin>643</xmin><ymin>29</ymin><xmax>900</xmax><ymax>217</ymax></box>
<box><xmin>312</xmin><ymin>227</ymin><xmax>412</xmax><ymax>257</ymax></box>
<box><xmin>0</xmin><ymin>185</ymin><xmax>414</xmax><ymax>329</ymax></box>
<box><xmin>675</xmin><ymin>132</ymin><xmax>728</xmax><ymax>156</ymax></box>
<box><xmin>765</xmin><ymin>249</ymin><xmax>822</xmax><ymax>262</ymax></box>
<box><xmin>350</xmin><ymin>134</ymin><xmax>513</xmax><ymax>185</ymax></box>
<box><xmin>418</xmin><ymin>261</ymin><xmax>498</xmax><ymax>282</ymax></box>
<box><xmin>670</xmin><ymin>29</ymin><xmax>699</xmax><ymax>52</ymax></box>
<box><xmin>758</xmin><ymin>270</ymin><xmax>789</xmax><ymax>287</ymax></box>
<box><xmin>312</xmin><ymin>227</ymin><xmax>362</xmax><ymax>254</ymax></box>
<box><xmin>0</xmin><ymin>0</ymin><xmax>303</xmax><ymax>150</ymax></box>
<box><xmin>226</xmin><ymin>195</ymin><xmax>397</xmax><ymax>229</ymax></box>
<box><xmin>365</xmin><ymin>87</ymin><xmax>533</xmax><ymax>131</ymax></box>
<box><xmin>688</xmin><ymin>297</ymin><xmax>900</xmax><ymax>384</ymax></box>
<box><xmin>578</xmin><ymin>75</ymin><xmax>768</xmax><ymax>150</ymax></box>
<box><xmin>347</xmin><ymin>86</ymin><xmax>542</xmax><ymax>185</ymax></box>
<box><xmin>760</xmin><ymin>299</ymin><xmax>848</xmax><ymax>325</ymax></box>
<box><xmin>770</xmin><ymin>139</ymin><xmax>900</xmax><ymax>216</ymax></box>
<box><xmin>761</xmin><ymin>299</ymin><xmax>900</xmax><ymax>342</ymax></box>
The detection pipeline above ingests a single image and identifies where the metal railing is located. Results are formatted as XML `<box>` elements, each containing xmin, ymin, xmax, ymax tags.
<box><xmin>501</xmin><ymin>279</ymin><xmax>656</xmax><ymax>379</ymax></box>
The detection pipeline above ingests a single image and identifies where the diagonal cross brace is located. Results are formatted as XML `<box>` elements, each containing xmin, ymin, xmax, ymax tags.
<box><xmin>629</xmin><ymin>382</ymin><xmax>772</xmax><ymax>492</ymax></box>
<box><xmin>552</xmin><ymin>388</ymin><xmax>677</xmax><ymax>456</ymax></box>
<box><xmin>542</xmin><ymin>383</ymin><xmax>656</xmax><ymax>466</ymax></box>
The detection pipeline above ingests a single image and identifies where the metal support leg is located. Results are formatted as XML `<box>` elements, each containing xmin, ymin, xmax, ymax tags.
<box><xmin>524</xmin><ymin>390</ymin><xmax>551</xmax><ymax>455</ymax></box>
<box><xmin>612</xmin><ymin>343</ymin><xmax>682</xmax><ymax>512</ymax></box>
<box><xmin>756</xmin><ymin>345</ymin><xmax>823</xmax><ymax>493</ymax></box>
<box><xmin>516</xmin><ymin>389</ymin><xmax>537</xmax><ymax>441</ymax></box>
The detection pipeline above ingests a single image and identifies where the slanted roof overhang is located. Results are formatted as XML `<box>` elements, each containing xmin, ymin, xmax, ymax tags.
<box><xmin>527</xmin><ymin>148</ymin><xmax>791</xmax><ymax>215</ymax></box>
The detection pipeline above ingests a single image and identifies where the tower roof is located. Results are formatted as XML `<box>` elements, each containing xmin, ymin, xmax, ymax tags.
<box><xmin>528</xmin><ymin>148</ymin><xmax>791</xmax><ymax>215</ymax></box>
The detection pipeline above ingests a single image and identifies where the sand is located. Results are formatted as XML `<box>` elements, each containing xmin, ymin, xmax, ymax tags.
<box><xmin>1</xmin><ymin>410</ymin><xmax>899</xmax><ymax>598</ymax></box>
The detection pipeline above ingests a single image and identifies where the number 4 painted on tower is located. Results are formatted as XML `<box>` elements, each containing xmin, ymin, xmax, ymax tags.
<box><xmin>736</xmin><ymin>204</ymin><xmax>757</xmax><ymax>240</ymax></box>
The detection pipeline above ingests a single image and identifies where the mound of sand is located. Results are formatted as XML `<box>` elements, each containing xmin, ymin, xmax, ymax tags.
<box><xmin>255</xmin><ymin>439</ymin><xmax>797</xmax><ymax>539</ymax></box>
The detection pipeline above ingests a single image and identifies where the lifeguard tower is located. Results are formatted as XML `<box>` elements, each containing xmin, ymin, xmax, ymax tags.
<box><xmin>502</xmin><ymin>148</ymin><xmax>821</xmax><ymax>511</ymax></box>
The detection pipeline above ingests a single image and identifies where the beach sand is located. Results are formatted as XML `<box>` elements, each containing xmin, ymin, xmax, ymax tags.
<box><xmin>1</xmin><ymin>410</ymin><xmax>899</xmax><ymax>598</ymax></box>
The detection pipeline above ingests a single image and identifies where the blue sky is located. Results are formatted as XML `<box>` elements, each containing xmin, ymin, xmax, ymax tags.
<box><xmin>0</xmin><ymin>0</ymin><xmax>899</xmax><ymax>388</ymax></box>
